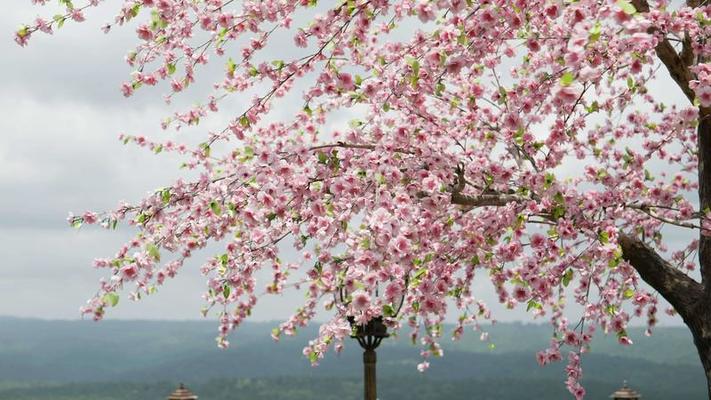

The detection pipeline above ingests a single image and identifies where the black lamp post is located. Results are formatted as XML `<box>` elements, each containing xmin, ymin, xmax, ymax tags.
<box><xmin>348</xmin><ymin>315</ymin><xmax>389</xmax><ymax>400</ymax></box>
<box><xmin>339</xmin><ymin>283</ymin><xmax>405</xmax><ymax>400</ymax></box>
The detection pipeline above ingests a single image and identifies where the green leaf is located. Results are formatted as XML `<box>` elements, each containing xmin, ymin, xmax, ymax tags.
<box><xmin>223</xmin><ymin>285</ymin><xmax>231</xmax><ymax>299</ymax></box>
<box><xmin>167</xmin><ymin>63</ymin><xmax>176</xmax><ymax>75</ymax></box>
<box><xmin>526</xmin><ymin>300</ymin><xmax>542</xmax><ymax>311</ymax></box>
<box><xmin>226</xmin><ymin>58</ymin><xmax>236</xmax><ymax>74</ymax></box>
<box><xmin>408</xmin><ymin>57</ymin><xmax>420</xmax><ymax>76</ymax></box>
<box><xmin>227</xmin><ymin>202</ymin><xmax>237</xmax><ymax>217</ymax></box>
<box><xmin>407</xmin><ymin>57</ymin><xmax>420</xmax><ymax>89</ymax></box>
<box><xmin>210</xmin><ymin>201</ymin><xmax>222</xmax><ymax>216</ymax></box>
<box><xmin>55</xmin><ymin>15</ymin><xmax>66</xmax><ymax>29</ymax></box>
<box><xmin>70</xmin><ymin>217</ymin><xmax>83</xmax><ymax>229</ymax></box>
<box><xmin>608</xmin><ymin>246</ymin><xmax>623</xmax><ymax>269</ymax></box>
<box><xmin>551</xmin><ymin>205</ymin><xmax>566</xmax><ymax>219</ymax></box>
<box><xmin>588</xmin><ymin>21</ymin><xmax>601</xmax><ymax>43</ymax></box>
<box><xmin>617</xmin><ymin>0</ymin><xmax>637</xmax><ymax>15</ymax></box>
<box><xmin>146</xmin><ymin>243</ymin><xmax>160</xmax><ymax>262</ymax></box>
<box><xmin>435</xmin><ymin>81</ymin><xmax>445</xmax><ymax>96</ymax></box>
<box><xmin>644</xmin><ymin>169</ymin><xmax>654</xmax><ymax>181</ymax></box>
<box><xmin>239</xmin><ymin>115</ymin><xmax>250</xmax><ymax>128</ymax></box>
<box><xmin>161</xmin><ymin>188</ymin><xmax>171</xmax><ymax>205</ymax></box>
<box><xmin>130</xmin><ymin>4</ymin><xmax>141</xmax><ymax>18</ymax></box>
<box><xmin>199</xmin><ymin>142</ymin><xmax>211</xmax><ymax>157</ymax></box>
<box><xmin>598</xmin><ymin>231</ymin><xmax>610</xmax><ymax>244</ymax></box>
<box><xmin>413</xmin><ymin>267</ymin><xmax>428</xmax><ymax>280</ymax></box>
<box><xmin>271</xmin><ymin>59</ymin><xmax>285</xmax><ymax>70</ymax></box>
<box><xmin>410</xmin><ymin>74</ymin><xmax>419</xmax><ymax>89</ymax></box>
<box><xmin>623</xmin><ymin>288</ymin><xmax>635</xmax><ymax>299</ymax></box>
<box><xmin>544</xmin><ymin>172</ymin><xmax>556</xmax><ymax>189</ymax></box>
<box><xmin>382</xmin><ymin>304</ymin><xmax>396</xmax><ymax>317</ymax></box>
<box><xmin>103</xmin><ymin>292</ymin><xmax>119</xmax><ymax>307</ymax></box>
<box><xmin>560</xmin><ymin>71</ymin><xmax>575</xmax><ymax>86</ymax></box>
<box><xmin>627</xmin><ymin>76</ymin><xmax>635</xmax><ymax>90</ymax></box>
<box><xmin>562</xmin><ymin>269</ymin><xmax>573</xmax><ymax>287</ymax></box>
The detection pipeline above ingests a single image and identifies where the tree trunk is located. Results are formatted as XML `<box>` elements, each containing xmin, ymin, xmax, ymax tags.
<box><xmin>685</xmin><ymin>303</ymin><xmax>711</xmax><ymax>397</ymax></box>
<box><xmin>695</xmin><ymin>94</ymin><xmax>711</xmax><ymax>399</ymax></box>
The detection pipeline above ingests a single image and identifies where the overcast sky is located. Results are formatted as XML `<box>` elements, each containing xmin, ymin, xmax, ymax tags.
<box><xmin>0</xmin><ymin>3</ymin><xmax>694</xmax><ymax>329</ymax></box>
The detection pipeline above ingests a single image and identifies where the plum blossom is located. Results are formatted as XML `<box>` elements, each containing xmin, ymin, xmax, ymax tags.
<box><xmin>351</xmin><ymin>290</ymin><xmax>371</xmax><ymax>312</ymax></box>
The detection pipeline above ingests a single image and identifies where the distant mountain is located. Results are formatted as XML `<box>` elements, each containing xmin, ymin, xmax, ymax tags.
<box><xmin>0</xmin><ymin>318</ymin><xmax>705</xmax><ymax>399</ymax></box>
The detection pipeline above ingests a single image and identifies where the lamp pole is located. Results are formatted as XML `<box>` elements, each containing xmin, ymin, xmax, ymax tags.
<box><xmin>348</xmin><ymin>316</ymin><xmax>389</xmax><ymax>400</ymax></box>
<box><xmin>339</xmin><ymin>277</ymin><xmax>406</xmax><ymax>400</ymax></box>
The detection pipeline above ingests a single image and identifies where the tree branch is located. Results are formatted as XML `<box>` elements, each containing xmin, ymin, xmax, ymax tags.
<box><xmin>631</xmin><ymin>0</ymin><xmax>711</xmax><ymax>296</ymax></box>
<box><xmin>618</xmin><ymin>233</ymin><xmax>703</xmax><ymax>319</ymax></box>
<box><xmin>630</xmin><ymin>0</ymin><xmax>696</xmax><ymax>103</ymax></box>
<box><xmin>450</xmin><ymin>192</ymin><xmax>528</xmax><ymax>207</ymax></box>
<box><xmin>449</xmin><ymin>166</ymin><xmax>530</xmax><ymax>208</ymax></box>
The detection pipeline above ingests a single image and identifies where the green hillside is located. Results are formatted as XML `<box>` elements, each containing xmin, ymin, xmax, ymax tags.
<box><xmin>0</xmin><ymin>318</ymin><xmax>705</xmax><ymax>399</ymax></box>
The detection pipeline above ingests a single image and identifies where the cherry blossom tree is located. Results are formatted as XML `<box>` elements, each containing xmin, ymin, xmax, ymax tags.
<box><xmin>16</xmin><ymin>0</ymin><xmax>711</xmax><ymax>397</ymax></box>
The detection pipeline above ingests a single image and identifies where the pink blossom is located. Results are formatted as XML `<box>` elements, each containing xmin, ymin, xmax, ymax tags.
<box><xmin>120</xmin><ymin>264</ymin><xmax>139</xmax><ymax>281</ymax></box>
<box><xmin>695</xmin><ymin>85</ymin><xmax>711</xmax><ymax>107</ymax></box>
<box><xmin>294</xmin><ymin>29</ymin><xmax>307</xmax><ymax>48</ymax></box>
<box><xmin>416</xmin><ymin>361</ymin><xmax>430</xmax><ymax>372</ymax></box>
<box><xmin>555</xmin><ymin>84</ymin><xmax>582</xmax><ymax>104</ymax></box>
<box><xmin>445</xmin><ymin>57</ymin><xmax>464</xmax><ymax>75</ymax></box>
<box><xmin>351</xmin><ymin>290</ymin><xmax>371</xmax><ymax>312</ymax></box>
<box><xmin>618</xmin><ymin>336</ymin><xmax>633</xmax><ymax>346</ymax></box>
<box><xmin>336</xmin><ymin>73</ymin><xmax>355</xmax><ymax>91</ymax></box>
<box><xmin>421</xmin><ymin>175</ymin><xmax>440</xmax><ymax>192</ymax></box>
<box><xmin>391</xmin><ymin>235</ymin><xmax>411</xmax><ymax>256</ymax></box>
<box><xmin>136</xmin><ymin>25</ymin><xmax>153</xmax><ymax>41</ymax></box>
<box><xmin>82</xmin><ymin>212</ymin><xmax>98</xmax><ymax>224</ymax></box>
<box><xmin>530</xmin><ymin>233</ymin><xmax>546</xmax><ymax>248</ymax></box>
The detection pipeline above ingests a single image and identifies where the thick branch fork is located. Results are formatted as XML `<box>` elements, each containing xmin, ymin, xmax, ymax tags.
<box><xmin>618</xmin><ymin>234</ymin><xmax>704</xmax><ymax>318</ymax></box>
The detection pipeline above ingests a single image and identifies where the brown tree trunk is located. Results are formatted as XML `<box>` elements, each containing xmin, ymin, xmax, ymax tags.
<box><xmin>694</xmin><ymin>114</ymin><xmax>711</xmax><ymax>398</ymax></box>
<box><xmin>621</xmin><ymin>114</ymin><xmax>711</xmax><ymax>397</ymax></box>
<box><xmin>685</xmin><ymin>303</ymin><xmax>711</xmax><ymax>397</ymax></box>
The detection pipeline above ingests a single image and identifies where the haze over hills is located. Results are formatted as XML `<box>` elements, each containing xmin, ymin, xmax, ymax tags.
<box><xmin>0</xmin><ymin>317</ymin><xmax>705</xmax><ymax>399</ymax></box>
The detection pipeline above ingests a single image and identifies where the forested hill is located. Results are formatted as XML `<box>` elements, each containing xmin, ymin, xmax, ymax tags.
<box><xmin>0</xmin><ymin>318</ymin><xmax>705</xmax><ymax>399</ymax></box>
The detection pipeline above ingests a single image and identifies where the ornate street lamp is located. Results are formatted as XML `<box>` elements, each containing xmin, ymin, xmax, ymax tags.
<box><xmin>167</xmin><ymin>383</ymin><xmax>198</xmax><ymax>400</ymax></box>
<box><xmin>338</xmin><ymin>281</ymin><xmax>406</xmax><ymax>400</ymax></box>
<box><xmin>609</xmin><ymin>381</ymin><xmax>641</xmax><ymax>400</ymax></box>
